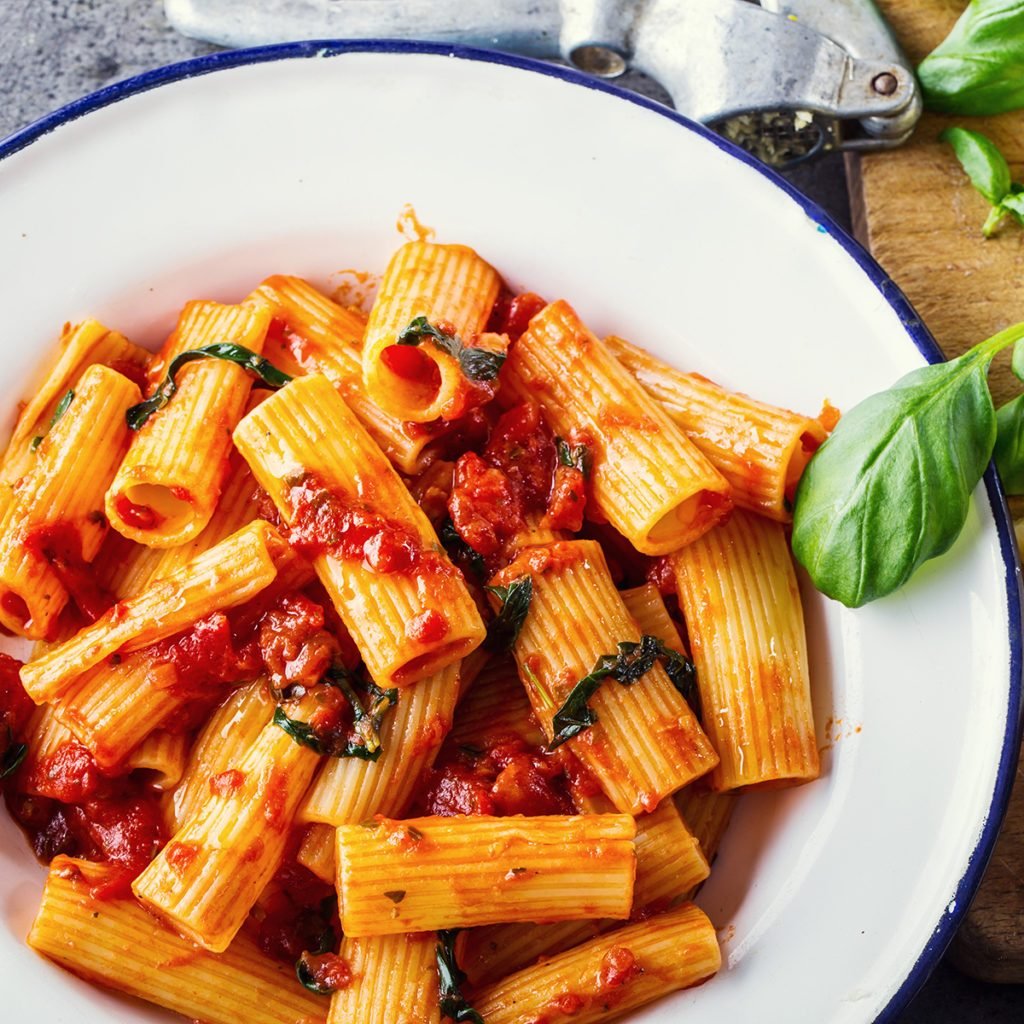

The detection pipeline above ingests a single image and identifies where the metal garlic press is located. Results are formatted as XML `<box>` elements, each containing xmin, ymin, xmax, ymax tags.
<box><xmin>164</xmin><ymin>0</ymin><xmax>921</xmax><ymax>169</ymax></box>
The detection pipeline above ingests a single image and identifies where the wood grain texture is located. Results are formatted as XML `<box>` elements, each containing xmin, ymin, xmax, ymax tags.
<box><xmin>850</xmin><ymin>0</ymin><xmax>1024</xmax><ymax>983</ymax></box>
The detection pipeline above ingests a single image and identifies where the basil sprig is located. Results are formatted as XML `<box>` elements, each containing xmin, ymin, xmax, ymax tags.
<box><xmin>397</xmin><ymin>316</ymin><xmax>505</xmax><ymax>383</ymax></box>
<box><xmin>549</xmin><ymin>635</ymin><xmax>697</xmax><ymax>749</ymax></box>
<box><xmin>918</xmin><ymin>0</ymin><xmax>1024</xmax><ymax>116</ymax></box>
<box><xmin>792</xmin><ymin>322</ymin><xmax>1024</xmax><ymax>607</ymax></box>
<box><xmin>274</xmin><ymin>669</ymin><xmax>398</xmax><ymax>761</ymax></box>
<box><xmin>126</xmin><ymin>343</ymin><xmax>293</xmax><ymax>429</ymax></box>
<box><xmin>941</xmin><ymin>127</ymin><xmax>1024</xmax><ymax>237</ymax></box>
<box><xmin>436</xmin><ymin>929</ymin><xmax>484</xmax><ymax>1024</ymax></box>
<box><xmin>1</xmin><ymin>727</ymin><xmax>27</xmax><ymax>779</ymax></box>
<box><xmin>31</xmin><ymin>389</ymin><xmax>75</xmax><ymax>451</ymax></box>
<box><xmin>484</xmin><ymin>576</ymin><xmax>533</xmax><ymax>651</ymax></box>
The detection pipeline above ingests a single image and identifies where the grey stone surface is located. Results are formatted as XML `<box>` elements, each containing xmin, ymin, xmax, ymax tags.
<box><xmin>0</xmin><ymin>2</ymin><xmax>1021</xmax><ymax>1022</ymax></box>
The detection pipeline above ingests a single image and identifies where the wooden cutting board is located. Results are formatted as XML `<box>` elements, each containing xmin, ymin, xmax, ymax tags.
<box><xmin>848</xmin><ymin>0</ymin><xmax>1024</xmax><ymax>984</ymax></box>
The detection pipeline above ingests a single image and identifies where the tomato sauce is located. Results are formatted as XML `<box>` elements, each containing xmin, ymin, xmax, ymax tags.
<box><xmin>22</xmin><ymin>521</ymin><xmax>115</xmax><ymax>624</ymax></box>
<box><xmin>487</xmin><ymin>291</ymin><xmax>547</xmax><ymax>343</ymax></box>
<box><xmin>420</xmin><ymin>737</ymin><xmax>575</xmax><ymax>818</ymax></box>
<box><xmin>112</xmin><ymin>493</ymin><xmax>164</xmax><ymax>531</ymax></box>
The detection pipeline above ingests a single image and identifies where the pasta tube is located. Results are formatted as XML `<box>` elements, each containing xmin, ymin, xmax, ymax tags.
<box><xmin>672</xmin><ymin>509</ymin><xmax>819</xmax><ymax>790</ymax></box>
<box><xmin>20</xmin><ymin>519</ymin><xmax>286</xmax><ymax>703</ymax></box>
<box><xmin>362</xmin><ymin>242</ymin><xmax>503</xmax><ymax>422</ymax></box>
<box><xmin>619</xmin><ymin>583</ymin><xmax>685</xmax><ymax>652</ymax></box>
<box><xmin>106</xmin><ymin>299</ymin><xmax>271</xmax><ymax>547</ymax></box>
<box><xmin>0</xmin><ymin>364</ymin><xmax>139</xmax><ymax>638</ymax></box>
<box><xmin>29</xmin><ymin>857</ymin><xmax>328</xmax><ymax>1024</ymax></box>
<box><xmin>504</xmin><ymin>301</ymin><xmax>731</xmax><ymax>554</ymax></box>
<box><xmin>328</xmin><ymin>932</ymin><xmax>439</xmax><ymax>1024</ymax></box>
<box><xmin>335</xmin><ymin>814</ymin><xmax>636</xmax><ymax>936</ymax></box>
<box><xmin>124</xmin><ymin>729</ymin><xmax>189</xmax><ymax>791</ymax></box>
<box><xmin>607</xmin><ymin>334</ymin><xmax>828</xmax><ymax>521</ymax></box>
<box><xmin>675</xmin><ymin>785</ymin><xmax>737</xmax><ymax>868</ymax></box>
<box><xmin>132</xmin><ymin>692</ymin><xmax>323</xmax><ymax>952</ymax></box>
<box><xmin>233</xmin><ymin>374</ymin><xmax>485</xmax><ymax>687</ymax></box>
<box><xmin>170</xmin><ymin>679</ymin><xmax>274</xmax><ymax>832</ymax></box>
<box><xmin>298</xmin><ymin>823</ymin><xmax>337</xmax><ymax>884</ymax></box>
<box><xmin>0</xmin><ymin>319</ymin><xmax>148</xmax><ymax>499</ymax></box>
<box><xmin>472</xmin><ymin>904</ymin><xmax>721</xmax><ymax>1024</ymax></box>
<box><xmin>256</xmin><ymin>274</ymin><xmax>444</xmax><ymax>474</ymax></box>
<box><xmin>493</xmin><ymin>540</ymin><xmax>718</xmax><ymax>814</ymax></box>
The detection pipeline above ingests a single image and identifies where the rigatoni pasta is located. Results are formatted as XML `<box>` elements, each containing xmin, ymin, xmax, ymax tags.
<box><xmin>0</xmin><ymin>233</ymin><xmax>838</xmax><ymax>1024</ymax></box>
<box><xmin>503</xmin><ymin>301</ymin><xmax>731</xmax><ymax>554</ymax></box>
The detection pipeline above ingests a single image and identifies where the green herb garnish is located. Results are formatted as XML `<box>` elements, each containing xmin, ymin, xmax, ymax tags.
<box><xmin>126</xmin><ymin>343</ymin><xmax>292</xmax><ymax>430</ymax></box>
<box><xmin>440</xmin><ymin>517</ymin><xmax>486</xmax><ymax>579</ymax></box>
<box><xmin>383</xmin><ymin>890</ymin><xmax>406</xmax><ymax>904</ymax></box>
<box><xmin>556</xmin><ymin>437</ymin><xmax>590</xmax><ymax>475</ymax></box>
<box><xmin>918</xmin><ymin>1</ymin><xmax>1024</xmax><ymax>117</ymax></box>
<box><xmin>941</xmin><ymin>126</ymin><xmax>1024</xmax><ymax>237</ymax></box>
<box><xmin>31</xmin><ymin>388</ymin><xmax>75</xmax><ymax>451</ymax></box>
<box><xmin>484</xmin><ymin>576</ymin><xmax>533</xmax><ymax>652</ymax></box>
<box><xmin>0</xmin><ymin>728</ymin><xmax>27</xmax><ymax>779</ymax></box>
<box><xmin>273</xmin><ymin>669</ymin><xmax>398</xmax><ymax>761</ymax></box>
<box><xmin>436</xmin><ymin>929</ymin><xmax>484</xmax><ymax>1024</ymax></box>
<box><xmin>397</xmin><ymin>316</ymin><xmax>505</xmax><ymax>383</ymax></box>
<box><xmin>295</xmin><ymin>914</ymin><xmax>339</xmax><ymax>996</ymax></box>
<box><xmin>549</xmin><ymin>635</ymin><xmax>697</xmax><ymax>749</ymax></box>
<box><xmin>792</xmin><ymin>321</ymin><xmax>1024</xmax><ymax>607</ymax></box>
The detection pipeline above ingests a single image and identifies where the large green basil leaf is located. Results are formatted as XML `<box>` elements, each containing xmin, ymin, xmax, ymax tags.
<box><xmin>994</xmin><ymin>393</ymin><xmax>1024</xmax><ymax>494</ymax></box>
<box><xmin>918</xmin><ymin>1</ymin><xmax>1024</xmax><ymax>116</ymax></box>
<box><xmin>792</xmin><ymin>347</ymin><xmax>999</xmax><ymax>607</ymax></box>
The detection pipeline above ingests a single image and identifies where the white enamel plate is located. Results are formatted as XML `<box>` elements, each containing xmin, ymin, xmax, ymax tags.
<box><xmin>0</xmin><ymin>42</ymin><xmax>1019</xmax><ymax>1024</ymax></box>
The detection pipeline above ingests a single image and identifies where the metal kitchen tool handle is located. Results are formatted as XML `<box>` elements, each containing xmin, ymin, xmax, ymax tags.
<box><xmin>164</xmin><ymin>0</ymin><xmax>921</xmax><ymax>168</ymax></box>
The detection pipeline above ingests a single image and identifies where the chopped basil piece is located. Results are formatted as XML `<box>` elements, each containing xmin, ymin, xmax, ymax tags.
<box><xmin>383</xmin><ymin>890</ymin><xmax>406</xmax><ymax>904</ymax></box>
<box><xmin>549</xmin><ymin>635</ymin><xmax>698</xmax><ymax>749</ymax></box>
<box><xmin>484</xmin><ymin>576</ymin><xmax>533</xmax><ymax>652</ymax></box>
<box><xmin>31</xmin><ymin>388</ymin><xmax>75</xmax><ymax>451</ymax></box>
<box><xmin>295</xmin><ymin>917</ymin><xmax>339</xmax><ymax>996</ymax></box>
<box><xmin>397</xmin><ymin>316</ymin><xmax>505</xmax><ymax>383</ymax></box>
<box><xmin>273</xmin><ymin>669</ymin><xmax>398</xmax><ymax>761</ymax></box>
<box><xmin>0</xmin><ymin>729</ymin><xmax>27</xmax><ymax>779</ymax></box>
<box><xmin>440</xmin><ymin>517</ymin><xmax>486</xmax><ymax>579</ymax></box>
<box><xmin>555</xmin><ymin>437</ymin><xmax>590</xmax><ymax>476</ymax></box>
<box><xmin>126</xmin><ymin>343</ymin><xmax>292</xmax><ymax>430</ymax></box>
<box><xmin>436</xmin><ymin>929</ymin><xmax>485</xmax><ymax>1024</ymax></box>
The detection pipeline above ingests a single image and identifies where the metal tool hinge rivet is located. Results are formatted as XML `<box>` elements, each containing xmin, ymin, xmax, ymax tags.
<box><xmin>871</xmin><ymin>72</ymin><xmax>899</xmax><ymax>96</ymax></box>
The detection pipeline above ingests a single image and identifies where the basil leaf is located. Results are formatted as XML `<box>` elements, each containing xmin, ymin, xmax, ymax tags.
<box><xmin>329</xmin><ymin>669</ymin><xmax>398</xmax><ymax>758</ymax></box>
<box><xmin>1000</xmin><ymin>189</ymin><xmax>1024</xmax><ymax>226</ymax></box>
<box><xmin>1013</xmin><ymin>338</ymin><xmax>1024</xmax><ymax>382</ymax></box>
<box><xmin>30</xmin><ymin>388</ymin><xmax>75</xmax><ymax>451</ymax></box>
<box><xmin>440</xmin><ymin>517</ymin><xmax>486</xmax><ymax>579</ymax></box>
<box><xmin>548</xmin><ymin>635</ymin><xmax>696</xmax><ymax>749</ymax></box>
<box><xmin>942</xmin><ymin>126</ymin><xmax>1011</xmax><ymax>206</ymax></box>
<box><xmin>792</xmin><ymin>325</ymin><xmax>1024</xmax><ymax>607</ymax></box>
<box><xmin>484</xmin><ymin>576</ymin><xmax>533</xmax><ymax>651</ymax></box>
<box><xmin>556</xmin><ymin>437</ymin><xmax>590</xmax><ymax>475</ymax></box>
<box><xmin>1</xmin><ymin>729</ymin><xmax>27</xmax><ymax>779</ymax></box>
<box><xmin>127</xmin><ymin>343</ymin><xmax>292</xmax><ymax>430</ymax></box>
<box><xmin>919</xmin><ymin>0</ymin><xmax>1024</xmax><ymax>116</ymax></box>
<box><xmin>295</xmin><ymin>921</ymin><xmax>339</xmax><ymax>996</ymax></box>
<box><xmin>995</xmin><ymin>393</ymin><xmax>1024</xmax><ymax>494</ymax></box>
<box><xmin>436</xmin><ymin>930</ymin><xmax>484</xmax><ymax>1024</ymax></box>
<box><xmin>273</xmin><ymin>707</ymin><xmax>326</xmax><ymax>753</ymax></box>
<box><xmin>397</xmin><ymin>316</ymin><xmax>505</xmax><ymax>384</ymax></box>
<box><xmin>383</xmin><ymin>890</ymin><xmax>406</xmax><ymax>904</ymax></box>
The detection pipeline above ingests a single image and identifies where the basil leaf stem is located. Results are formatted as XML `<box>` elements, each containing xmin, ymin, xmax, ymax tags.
<box><xmin>484</xmin><ymin>576</ymin><xmax>533</xmax><ymax>651</ymax></box>
<box><xmin>126</xmin><ymin>343</ymin><xmax>292</xmax><ymax>429</ymax></box>
<box><xmin>548</xmin><ymin>635</ymin><xmax>697</xmax><ymax>749</ymax></box>
<box><xmin>440</xmin><ymin>517</ymin><xmax>486</xmax><ymax>579</ymax></box>
<box><xmin>792</xmin><ymin>322</ymin><xmax>1024</xmax><ymax>606</ymax></box>
<box><xmin>918</xmin><ymin>0</ymin><xmax>1024</xmax><ymax>116</ymax></box>
<box><xmin>436</xmin><ymin>929</ymin><xmax>484</xmax><ymax>1024</ymax></box>
<box><xmin>397</xmin><ymin>316</ymin><xmax>505</xmax><ymax>383</ymax></box>
<box><xmin>30</xmin><ymin>389</ymin><xmax>75</xmax><ymax>451</ymax></box>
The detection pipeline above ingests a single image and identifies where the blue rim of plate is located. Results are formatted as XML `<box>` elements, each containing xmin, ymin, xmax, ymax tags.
<box><xmin>1</xmin><ymin>37</ymin><xmax>1021</xmax><ymax>1023</ymax></box>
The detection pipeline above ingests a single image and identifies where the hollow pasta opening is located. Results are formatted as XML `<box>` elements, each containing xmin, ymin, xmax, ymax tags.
<box><xmin>121</xmin><ymin>483</ymin><xmax>194</xmax><ymax>535</ymax></box>
<box><xmin>393</xmin><ymin>637</ymin><xmax>478</xmax><ymax>687</ymax></box>
<box><xmin>380</xmin><ymin>344</ymin><xmax>443</xmax><ymax>412</ymax></box>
